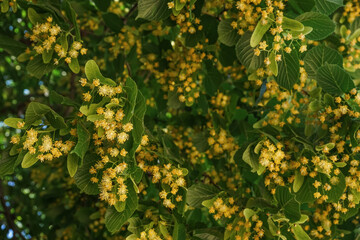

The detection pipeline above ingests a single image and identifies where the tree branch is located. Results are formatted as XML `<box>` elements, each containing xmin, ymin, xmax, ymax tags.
<box><xmin>0</xmin><ymin>180</ymin><xmax>27</xmax><ymax>240</ymax></box>
<box><xmin>123</xmin><ymin>3</ymin><xmax>138</xmax><ymax>25</ymax></box>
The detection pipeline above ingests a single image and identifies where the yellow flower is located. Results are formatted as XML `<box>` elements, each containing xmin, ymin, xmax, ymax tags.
<box><xmin>72</xmin><ymin>41</ymin><xmax>82</xmax><ymax>50</ymax></box>
<box><xmin>120</xmin><ymin>148</ymin><xmax>128</xmax><ymax>157</ymax></box>
<box><xmin>167</xmin><ymin>1</ymin><xmax>174</xmax><ymax>9</ymax></box>
<box><xmin>314</xmin><ymin>192</ymin><xmax>321</xmax><ymax>198</ymax></box>
<box><xmin>83</xmin><ymin>92</ymin><xmax>92</xmax><ymax>101</ymax></box>
<box><xmin>123</xmin><ymin>123</ymin><xmax>133</xmax><ymax>132</ymax></box>
<box><xmin>17</xmin><ymin>121</ymin><xmax>25</xmax><ymax>128</ymax></box>
<box><xmin>10</xmin><ymin>135</ymin><xmax>20</xmax><ymax>144</ymax></box>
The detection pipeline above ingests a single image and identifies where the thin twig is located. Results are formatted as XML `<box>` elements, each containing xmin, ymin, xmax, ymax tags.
<box><xmin>126</xmin><ymin>61</ymin><xmax>132</xmax><ymax>77</ymax></box>
<box><xmin>123</xmin><ymin>3</ymin><xmax>138</xmax><ymax>25</ymax></box>
<box><xmin>0</xmin><ymin>180</ymin><xmax>27</xmax><ymax>240</ymax></box>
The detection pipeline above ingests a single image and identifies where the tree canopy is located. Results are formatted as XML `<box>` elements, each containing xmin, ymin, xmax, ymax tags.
<box><xmin>1</xmin><ymin>0</ymin><xmax>360</xmax><ymax>239</ymax></box>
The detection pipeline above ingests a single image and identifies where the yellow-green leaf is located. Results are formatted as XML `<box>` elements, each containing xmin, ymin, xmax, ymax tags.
<box><xmin>28</xmin><ymin>8</ymin><xmax>46</xmax><ymax>24</ymax></box>
<box><xmin>21</xmin><ymin>152</ymin><xmax>38</xmax><ymax>168</ymax></box>
<box><xmin>4</xmin><ymin>118</ymin><xmax>25</xmax><ymax>129</ymax></box>
<box><xmin>69</xmin><ymin>58</ymin><xmax>80</xmax><ymax>73</ymax></box>
<box><xmin>250</xmin><ymin>20</ymin><xmax>271</xmax><ymax>47</ymax></box>
<box><xmin>244</xmin><ymin>208</ymin><xmax>256</xmax><ymax>221</ymax></box>
<box><xmin>85</xmin><ymin>60</ymin><xmax>116</xmax><ymax>86</ymax></box>
<box><xmin>293</xmin><ymin>225</ymin><xmax>311</xmax><ymax>240</ymax></box>
<box><xmin>42</xmin><ymin>49</ymin><xmax>53</xmax><ymax>64</ymax></box>
<box><xmin>282</xmin><ymin>17</ymin><xmax>304</xmax><ymax>31</ymax></box>
<box><xmin>67</xmin><ymin>153</ymin><xmax>79</xmax><ymax>177</ymax></box>
<box><xmin>293</xmin><ymin>171</ymin><xmax>304</xmax><ymax>193</ymax></box>
<box><xmin>1</xmin><ymin>0</ymin><xmax>9</xmax><ymax>13</ymax></box>
<box><xmin>269</xmin><ymin>51</ymin><xmax>278</xmax><ymax>76</ymax></box>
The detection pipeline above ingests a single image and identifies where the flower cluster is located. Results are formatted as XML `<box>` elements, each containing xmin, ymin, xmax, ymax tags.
<box><xmin>136</xmin><ymin>229</ymin><xmax>163</xmax><ymax>240</ymax></box>
<box><xmin>25</xmin><ymin>16</ymin><xmax>87</xmax><ymax>66</ymax></box>
<box><xmin>11</xmin><ymin>125</ymin><xmax>75</xmax><ymax>162</ymax></box>
<box><xmin>209</xmin><ymin>197</ymin><xmax>239</xmax><ymax>220</ymax></box>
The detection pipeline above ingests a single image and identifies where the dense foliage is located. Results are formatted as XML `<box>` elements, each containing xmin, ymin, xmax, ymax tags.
<box><xmin>1</xmin><ymin>0</ymin><xmax>360</xmax><ymax>239</ymax></box>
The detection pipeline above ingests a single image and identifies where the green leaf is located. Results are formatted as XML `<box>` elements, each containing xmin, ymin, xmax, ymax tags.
<box><xmin>218</xmin><ymin>19</ymin><xmax>240</xmax><ymax>47</ymax></box>
<box><xmin>115</xmin><ymin>201</ymin><xmax>126</xmax><ymax>212</ymax></box>
<box><xmin>93</xmin><ymin>0</ymin><xmax>111</xmax><ymax>11</ymax></box>
<box><xmin>160</xmin><ymin>222</ymin><xmax>171</xmax><ymax>239</ymax></box>
<box><xmin>25</xmin><ymin>102</ymin><xmax>51</xmax><ymax>125</ymax></box>
<box><xmin>309</xmin><ymin>99</ymin><xmax>322</xmax><ymax>112</ymax></box>
<box><xmin>123</xmin><ymin>77</ymin><xmax>138</xmax><ymax>123</ymax></box>
<box><xmin>289</xmin><ymin>26</ymin><xmax>313</xmax><ymax>38</ymax></box>
<box><xmin>276</xmin><ymin>49</ymin><xmax>300</xmax><ymax>90</ymax></box>
<box><xmin>127</xmin><ymin>217</ymin><xmax>143</xmax><ymax>235</ymax></box>
<box><xmin>293</xmin><ymin>171</ymin><xmax>304</xmax><ymax>193</ymax></box>
<box><xmin>45</xmin><ymin>111</ymin><xmax>67</xmax><ymax>129</ymax></box>
<box><xmin>49</xmin><ymin>90</ymin><xmax>79</xmax><ymax>107</ymax></box>
<box><xmin>80</xmin><ymin>98</ymin><xmax>109</xmax><ymax>116</ymax></box>
<box><xmin>244</xmin><ymin>208</ymin><xmax>256</xmax><ymax>221</ymax></box>
<box><xmin>25</xmin><ymin>102</ymin><xmax>67</xmax><ymax>129</ymax></box>
<box><xmin>242</xmin><ymin>143</ymin><xmax>260</xmax><ymax>172</ymax></box>
<box><xmin>175</xmin><ymin>0</ymin><xmax>186</xmax><ymax>11</ymax></box>
<box><xmin>136</xmin><ymin>0</ymin><xmax>171</xmax><ymax>21</ymax></box>
<box><xmin>187</xmin><ymin>183</ymin><xmax>220</xmax><ymax>208</ymax></box>
<box><xmin>0</xmin><ymin>149</ymin><xmax>18</xmax><ymax>177</ymax></box>
<box><xmin>74</xmin><ymin>154</ymin><xmax>100</xmax><ymax>195</ymax></box>
<box><xmin>291</xmin><ymin>0</ymin><xmax>316</xmax><ymax>12</ymax></box>
<box><xmin>173</xmin><ymin>221</ymin><xmax>186</xmax><ymax>240</ymax></box>
<box><xmin>350</xmin><ymin>17</ymin><xmax>360</xmax><ymax>33</ymax></box>
<box><xmin>192</xmin><ymin>131</ymin><xmax>209</xmax><ymax>152</ymax></box>
<box><xmin>26</xmin><ymin>55</ymin><xmax>56</xmax><ymax>79</ymax></box>
<box><xmin>295</xmin><ymin>177</ymin><xmax>315</xmax><ymax>203</ymax></box>
<box><xmin>67</xmin><ymin>153</ymin><xmax>79</xmax><ymax>177</ymax></box>
<box><xmin>64</xmin><ymin>0</ymin><xmax>81</xmax><ymax>40</ymax></box>
<box><xmin>59</xmin><ymin>34</ymin><xmax>68</xmax><ymax>52</ymax></box>
<box><xmin>71</xmin><ymin>121</ymin><xmax>90</xmax><ymax>160</ymax></box>
<box><xmin>316</xmin><ymin>63</ymin><xmax>355</xmax><ymax>95</ymax></box>
<box><xmin>105</xmin><ymin>179</ymin><xmax>138</xmax><ymax>233</ymax></box>
<box><xmin>335</xmin><ymin>162</ymin><xmax>347</xmax><ymax>168</ymax></box>
<box><xmin>296</xmin><ymin>214</ymin><xmax>309</xmax><ymax>224</ymax></box>
<box><xmin>304</xmin><ymin>45</ymin><xmax>343</xmax><ymax>79</ymax></box>
<box><xmin>17</xmin><ymin>52</ymin><xmax>31</xmax><ymax>62</ymax></box>
<box><xmin>4</xmin><ymin>118</ymin><xmax>25</xmax><ymax>129</ymax></box>
<box><xmin>204</xmin><ymin>60</ymin><xmax>223</xmax><ymax>96</ymax></box>
<box><xmin>69</xmin><ymin>58</ymin><xmax>80</xmax><ymax>73</ymax></box>
<box><xmin>21</xmin><ymin>152</ymin><xmax>38</xmax><ymax>168</ymax></box>
<box><xmin>1</xmin><ymin>0</ymin><xmax>9</xmax><ymax>13</ymax></box>
<box><xmin>282</xmin><ymin>17</ymin><xmax>304</xmax><ymax>31</ymax></box>
<box><xmin>27</xmin><ymin>8</ymin><xmax>46</xmax><ymax>24</ymax></box>
<box><xmin>315</xmin><ymin>142</ymin><xmax>335</xmax><ymax>151</ymax></box>
<box><xmin>350</xmin><ymin>121</ymin><xmax>360</xmax><ymax>147</ymax></box>
<box><xmin>296</xmin><ymin>12</ymin><xmax>335</xmax><ymax>40</ymax></box>
<box><xmin>161</xmin><ymin>133</ymin><xmax>184</xmax><ymax>164</ymax></box>
<box><xmin>193</xmin><ymin>228</ymin><xmax>223</xmax><ymax>240</ymax></box>
<box><xmin>235</xmin><ymin>32</ymin><xmax>265</xmax><ymax>72</ymax></box>
<box><xmin>0</xmin><ymin>34</ymin><xmax>26</xmax><ymax>56</ymax></box>
<box><xmin>250</xmin><ymin>20</ymin><xmax>272</xmax><ymax>47</ymax></box>
<box><xmin>103</xmin><ymin>12</ymin><xmax>124</xmax><ymax>33</ymax></box>
<box><xmin>130</xmin><ymin>166</ymin><xmax>143</xmax><ymax>184</ymax></box>
<box><xmin>315</xmin><ymin>0</ymin><xmax>343</xmax><ymax>15</ymax></box>
<box><xmin>348</xmin><ymin>28</ymin><xmax>360</xmax><ymax>43</ymax></box>
<box><xmin>269</xmin><ymin>51</ymin><xmax>278</xmax><ymax>76</ymax></box>
<box><xmin>85</xmin><ymin>60</ymin><xmax>116</xmax><ymax>86</ymax></box>
<box><xmin>131</xmin><ymin>91</ymin><xmax>146</xmax><ymax>145</ymax></box>
<box><xmin>42</xmin><ymin>49</ymin><xmax>53</xmax><ymax>64</ymax></box>
<box><xmin>293</xmin><ymin>224</ymin><xmax>311</xmax><ymax>240</ymax></box>
<box><xmin>275</xmin><ymin>186</ymin><xmax>301</xmax><ymax>222</ymax></box>
<box><xmin>268</xmin><ymin>217</ymin><xmax>278</xmax><ymax>236</ymax></box>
